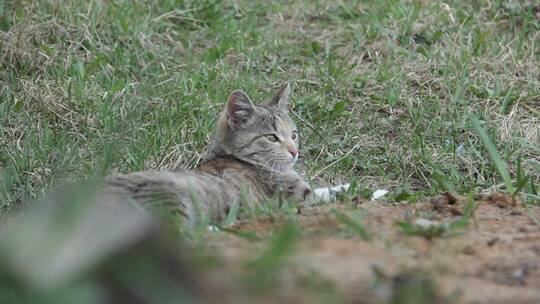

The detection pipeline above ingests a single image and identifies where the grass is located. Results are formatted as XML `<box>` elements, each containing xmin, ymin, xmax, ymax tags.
<box><xmin>1</xmin><ymin>1</ymin><xmax>539</xmax><ymax>216</ymax></box>
<box><xmin>244</xmin><ymin>222</ymin><xmax>300</xmax><ymax>288</ymax></box>
<box><xmin>396</xmin><ymin>194</ymin><xmax>477</xmax><ymax>239</ymax></box>
<box><xmin>331</xmin><ymin>209</ymin><xmax>371</xmax><ymax>240</ymax></box>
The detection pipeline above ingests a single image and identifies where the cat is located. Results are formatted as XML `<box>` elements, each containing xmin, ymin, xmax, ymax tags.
<box><xmin>105</xmin><ymin>84</ymin><xmax>317</xmax><ymax>226</ymax></box>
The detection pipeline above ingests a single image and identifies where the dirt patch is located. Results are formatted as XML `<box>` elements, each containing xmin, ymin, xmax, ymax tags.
<box><xmin>199</xmin><ymin>196</ymin><xmax>540</xmax><ymax>303</ymax></box>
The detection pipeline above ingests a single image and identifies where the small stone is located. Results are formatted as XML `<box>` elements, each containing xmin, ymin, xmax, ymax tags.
<box><xmin>487</xmin><ymin>192</ymin><xmax>514</xmax><ymax>208</ymax></box>
<box><xmin>442</xmin><ymin>192</ymin><xmax>458</xmax><ymax>204</ymax></box>
<box><xmin>430</xmin><ymin>195</ymin><xmax>448</xmax><ymax>212</ymax></box>
<box><xmin>487</xmin><ymin>237</ymin><xmax>499</xmax><ymax>247</ymax></box>
<box><xmin>352</xmin><ymin>196</ymin><xmax>368</xmax><ymax>209</ymax></box>
<box><xmin>414</xmin><ymin>218</ymin><xmax>439</xmax><ymax>229</ymax></box>
<box><xmin>463</xmin><ymin>245</ymin><xmax>476</xmax><ymax>255</ymax></box>
<box><xmin>449</xmin><ymin>207</ymin><xmax>463</xmax><ymax>216</ymax></box>
<box><xmin>474</xmin><ymin>193</ymin><xmax>485</xmax><ymax>200</ymax></box>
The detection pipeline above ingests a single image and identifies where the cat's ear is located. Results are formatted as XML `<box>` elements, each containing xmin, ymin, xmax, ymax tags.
<box><xmin>226</xmin><ymin>90</ymin><xmax>255</xmax><ymax>127</ymax></box>
<box><xmin>265</xmin><ymin>83</ymin><xmax>291</xmax><ymax>111</ymax></box>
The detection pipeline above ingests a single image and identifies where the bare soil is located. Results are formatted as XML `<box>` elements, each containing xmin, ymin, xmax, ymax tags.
<box><xmin>198</xmin><ymin>194</ymin><xmax>540</xmax><ymax>303</ymax></box>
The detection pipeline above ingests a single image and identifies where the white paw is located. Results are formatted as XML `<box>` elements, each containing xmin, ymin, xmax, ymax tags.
<box><xmin>207</xmin><ymin>225</ymin><xmax>219</xmax><ymax>232</ymax></box>
<box><xmin>313</xmin><ymin>183</ymin><xmax>350</xmax><ymax>202</ymax></box>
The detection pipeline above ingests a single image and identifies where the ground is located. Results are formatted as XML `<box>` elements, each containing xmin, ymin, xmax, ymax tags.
<box><xmin>192</xmin><ymin>193</ymin><xmax>540</xmax><ymax>303</ymax></box>
<box><xmin>0</xmin><ymin>0</ymin><xmax>539</xmax><ymax>303</ymax></box>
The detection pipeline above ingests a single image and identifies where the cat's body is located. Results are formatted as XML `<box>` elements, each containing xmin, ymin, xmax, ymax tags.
<box><xmin>106</xmin><ymin>156</ymin><xmax>309</xmax><ymax>223</ymax></box>
<box><xmin>105</xmin><ymin>84</ymin><xmax>311</xmax><ymax>224</ymax></box>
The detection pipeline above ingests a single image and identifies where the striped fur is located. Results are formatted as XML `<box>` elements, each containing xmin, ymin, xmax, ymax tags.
<box><xmin>105</xmin><ymin>84</ymin><xmax>311</xmax><ymax>225</ymax></box>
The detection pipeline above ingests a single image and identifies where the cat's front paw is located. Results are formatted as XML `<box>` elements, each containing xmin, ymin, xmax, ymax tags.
<box><xmin>285</xmin><ymin>180</ymin><xmax>312</xmax><ymax>202</ymax></box>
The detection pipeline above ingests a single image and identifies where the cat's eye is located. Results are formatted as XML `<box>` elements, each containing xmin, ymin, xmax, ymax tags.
<box><xmin>265</xmin><ymin>134</ymin><xmax>280</xmax><ymax>142</ymax></box>
<box><xmin>291</xmin><ymin>131</ymin><xmax>298</xmax><ymax>141</ymax></box>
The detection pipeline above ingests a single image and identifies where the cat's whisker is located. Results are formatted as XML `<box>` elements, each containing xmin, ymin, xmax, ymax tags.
<box><xmin>257</xmin><ymin>158</ymin><xmax>278</xmax><ymax>174</ymax></box>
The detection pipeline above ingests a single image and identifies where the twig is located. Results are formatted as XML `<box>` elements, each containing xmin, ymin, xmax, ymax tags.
<box><xmin>312</xmin><ymin>143</ymin><xmax>360</xmax><ymax>179</ymax></box>
<box><xmin>290</xmin><ymin>110</ymin><xmax>324</xmax><ymax>138</ymax></box>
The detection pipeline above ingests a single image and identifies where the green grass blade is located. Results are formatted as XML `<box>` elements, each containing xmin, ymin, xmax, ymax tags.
<box><xmin>245</xmin><ymin>222</ymin><xmax>299</xmax><ymax>287</ymax></box>
<box><xmin>331</xmin><ymin>209</ymin><xmax>371</xmax><ymax>241</ymax></box>
<box><xmin>217</xmin><ymin>227</ymin><xmax>259</xmax><ymax>241</ymax></box>
<box><xmin>470</xmin><ymin>115</ymin><xmax>514</xmax><ymax>194</ymax></box>
<box><xmin>431</xmin><ymin>171</ymin><xmax>457</xmax><ymax>194</ymax></box>
<box><xmin>223</xmin><ymin>200</ymin><xmax>240</xmax><ymax>227</ymax></box>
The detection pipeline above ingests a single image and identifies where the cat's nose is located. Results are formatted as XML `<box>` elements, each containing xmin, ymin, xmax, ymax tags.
<box><xmin>289</xmin><ymin>148</ymin><xmax>298</xmax><ymax>158</ymax></box>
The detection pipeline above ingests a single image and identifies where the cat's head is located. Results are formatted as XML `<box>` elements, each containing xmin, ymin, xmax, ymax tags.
<box><xmin>208</xmin><ymin>84</ymin><xmax>299</xmax><ymax>171</ymax></box>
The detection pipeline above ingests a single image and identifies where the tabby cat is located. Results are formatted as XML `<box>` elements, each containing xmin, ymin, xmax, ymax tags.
<box><xmin>105</xmin><ymin>84</ymin><xmax>313</xmax><ymax>225</ymax></box>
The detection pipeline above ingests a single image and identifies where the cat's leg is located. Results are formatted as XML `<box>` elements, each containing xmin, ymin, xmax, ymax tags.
<box><xmin>276</xmin><ymin>171</ymin><xmax>312</xmax><ymax>202</ymax></box>
<box><xmin>285</xmin><ymin>179</ymin><xmax>312</xmax><ymax>202</ymax></box>
<box><xmin>278</xmin><ymin>171</ymin><xmax>351</xmax><ymax>204</ymax></box>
